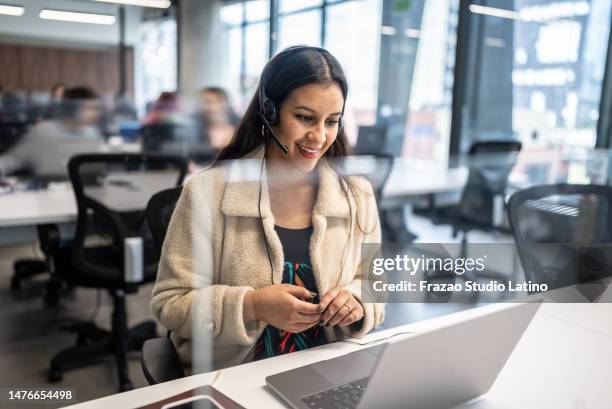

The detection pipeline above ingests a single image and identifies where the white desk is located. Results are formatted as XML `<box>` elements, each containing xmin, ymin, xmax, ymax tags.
<box><xmin>0</xmin><ymin>186</ymin><xmax>76</xmax><ymax>228</ymax></box>
<box><xmin>0</xmin><ymin>164</ymin><xmax>467</xmax><ymax>229</ymax></box>
<box><xmin>383</xmin><ymin>160</ymin><xmax>467</xmax><ymax>198</ymax></box>
<box><xmin>64</xmin><ymin>303</ymin><xmax>612</xmax><ymax>409</ymax></box>
<box><xmin>0</xmin><ymin>173</ymin><xmax>180</xmax><ymax>228</ymax></box>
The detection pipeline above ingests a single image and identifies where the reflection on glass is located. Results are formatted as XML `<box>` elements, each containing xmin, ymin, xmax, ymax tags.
<box><xmin>325</xmin><ymin>0</ymin><xmax>382</xmax><ymax>144</ymax></box>
<box><xmin>279</xmin><ymin>0</ymin><xmax>322</xmax><ymax>14</ymax></box>
<box><xmin>278</xmin><ymin>10</ymin><xmax>322</xmax><ymax>50</ymax></box>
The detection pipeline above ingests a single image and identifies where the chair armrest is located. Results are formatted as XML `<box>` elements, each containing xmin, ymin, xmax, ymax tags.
<box><xmin>141</xmin><ymin>337</ymin><xmax>185</xmax><ymax>385</ymax></box>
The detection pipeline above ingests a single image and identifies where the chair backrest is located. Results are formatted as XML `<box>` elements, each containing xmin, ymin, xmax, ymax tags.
<box><xmin>0</xmin><ymin>121</ymin><xmax>28</xmax><ymax>154</ymax></box>
<box><xmin>508</xmin><ymin>183</ymin><xmax>612</xmax><ymax>290</ymax></box>
<box><xmin>458</xmin><ymin>140</ymin><xmax>522</xmax><ymax>225</ymax></box>
<box><xmin>68</xmin><ymin>153</ymin><xmax>187</xmax><ymax>284</ymax></box>
<box><xmin>146</xmin><ymin>186</ymin><xmax>183</xmax><ymax>254</ymax></box>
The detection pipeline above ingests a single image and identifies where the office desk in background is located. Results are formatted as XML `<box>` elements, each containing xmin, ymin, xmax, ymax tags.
<box><xmin>0</xmin><ymin>172</ymin><xmax>178</xmax><ymax>228</ymax></box>
<box><xmin>63</xmin><ymin>303</ymin><xmax>612</xmax><ymax>409</ymax></box>
<box><xmin>0</xmin><ymin>164</ymin><xmax>468</xmax><ymax>229</ymax></box>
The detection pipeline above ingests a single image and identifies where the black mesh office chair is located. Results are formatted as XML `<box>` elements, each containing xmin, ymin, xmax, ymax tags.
<box><xmin>508</xmin><ymin>184</ymin><xmax>612</xmax><ymax>292</ymax></box>
<box><xmin>47</xmin><ymin>153</ymin><xmax>187</xmax><ymax>391</ymax></box>
<box><xmin>431</xmin><ymin>140</ymin><xmax>522</xmax><ymax>249</ymax></box>
<box><xmin>141</xmin><ymin>187</ymin><xmax>186</xmax><ymax>385</ymax></box>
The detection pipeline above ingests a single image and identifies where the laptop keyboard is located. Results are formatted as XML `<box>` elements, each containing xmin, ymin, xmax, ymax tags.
<box><xmin>301</xmin><ymin>377</ymin><xmax>370</xmax><ymax>409</ymax></box>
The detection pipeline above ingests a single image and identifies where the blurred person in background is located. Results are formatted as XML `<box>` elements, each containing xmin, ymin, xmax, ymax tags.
<box><xmin>198</xmin><ymin>86</ymin><xmax>240</xmax><ymax>151</ymax></box>
<box><xmin>0</xmin><ymin>86</ymin><xmax>104</xmax><ymax>177</ymax></box>
<box><xmin>51</xmin><ymin>83</ymin><xmax>66</xmax><ymax>102</ymax></box>
<box><xmin>41</xmin><ymin>83</ymin><xmax>67</xmax><ymax>120</ymax></box>
<box><xmin>142</xmin><ymin>91</ymin><xmax>180</xmax><ymax>126</ymax></box>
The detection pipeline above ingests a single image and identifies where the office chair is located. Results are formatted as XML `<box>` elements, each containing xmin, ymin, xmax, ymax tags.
<box><xmin>47</xmin><ymin>153</ymin><xmax>187</xmax><ymax>391</ymax></box>
<box><xmin>429</xmin><ymin>140</ymin><xmax>522</xmax><ymax>250</ymax></box>
<box><xmin>508</xmin><ymin>184</ymin><xmax>612</xmax><ymax>292</ymax></box>
<box><xmin>0</xmin><ymin>120</ymin><xmax>27</xmax><ymax>153</ymax></box>
<box><xmin>141</xmin><ymin>187</ymin><xmax>186</xmax><ymax>385</ymax></box>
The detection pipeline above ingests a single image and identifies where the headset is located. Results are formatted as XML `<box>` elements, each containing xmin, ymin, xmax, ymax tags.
<box><xmin>256</xmin><ymin>46</ymin><xmax>351</xmax><ymax>286</ymax></box>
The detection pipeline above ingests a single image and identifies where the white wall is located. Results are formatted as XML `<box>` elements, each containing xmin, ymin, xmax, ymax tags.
<box><xmin>0</xmin><ymin>0</ymin><xmax>142</xmax><ymax>47</ymax></box>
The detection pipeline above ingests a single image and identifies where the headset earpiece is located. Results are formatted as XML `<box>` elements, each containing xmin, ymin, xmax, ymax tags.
<box><xmin>262</xmin><ymin>98</ymin><xmax>278</xmax><ymax>126</ymax></box>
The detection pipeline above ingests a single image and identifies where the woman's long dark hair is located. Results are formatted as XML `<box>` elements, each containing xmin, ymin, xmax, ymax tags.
<box><xmin>213</xmin><ymin>46</ymin><xmax>373</xmax><ymax>235</ymax></box>
<box><xmin>214</xmin><ymin>46</ymin><xmax>352</xmax><ymax>162</ymax></box>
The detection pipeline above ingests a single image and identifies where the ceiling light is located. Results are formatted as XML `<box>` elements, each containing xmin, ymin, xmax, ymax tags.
<box><xmin>93</xmin><ymin>0</ymin><xmax>171</xmax><ymax>8</ymax></box>
<box><xmin>39</xmin><ymin>9</ymin><xmax>116</xmax><ymax>25</ymax></box>
<box><xmin>469</xmin><ymin>4</ymin><xmax>520</xmax><ymax>20</ymax></box>
<box><xmin>0</xmin><ymin>4</ymin><xmax>25</xmax><ymax>16</ymax></box>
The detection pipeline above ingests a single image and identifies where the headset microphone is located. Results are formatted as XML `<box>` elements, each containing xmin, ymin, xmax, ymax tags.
<box><xmin>258</xmin><ymin>111</ymin><xmax>289</xmax><ymax>155</ymax></box>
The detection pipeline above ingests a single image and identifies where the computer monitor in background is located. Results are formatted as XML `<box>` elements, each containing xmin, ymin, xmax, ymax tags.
<box><xmin>355</xmin><ymin>125</ymin><xmax>388</xmax><ymax>155</ymax></box>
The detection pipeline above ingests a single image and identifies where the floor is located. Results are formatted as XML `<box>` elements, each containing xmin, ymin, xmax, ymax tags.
<box><xmin>0</xmin><ymin>213</ymin><xmax>514</xmax><ymax>408</ymax></box>
<box><xmin>0</xmin><ymin>243</ymin><xmax>158</xmax><ymax>409</ymax></box>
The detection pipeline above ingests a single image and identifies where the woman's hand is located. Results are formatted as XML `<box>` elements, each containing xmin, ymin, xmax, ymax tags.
<box><xmin>244</xmin><ymin>284</ymin><xmax>321</xmax><ymax>333</ymax></box>
<box><xmin>318</xmin><ymin>288</ymin><xmax>364</xmax><ymax>327</ymax></box>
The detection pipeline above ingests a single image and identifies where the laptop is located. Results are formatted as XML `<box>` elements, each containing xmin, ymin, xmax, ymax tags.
<box><xmin>266</xmin><ymin>303</ymin><xmax>540</xmax><ymax>409</ymax></box>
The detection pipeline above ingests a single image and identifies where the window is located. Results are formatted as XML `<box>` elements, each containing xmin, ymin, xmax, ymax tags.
<box><xmin>136</xmin><ymin>18</ymin><xmax>177</xmax><ymax>116</ymax></box>
<box><xmin>463</xmin><ymin>0</ymin><xmax>612</xmax><ymax>151</ymax></box>
<box><xmin>219</xmin><ymin>0</ymin><xmax>270</xmax><ymax>109</ymax></box>
<box><xmin>278</xmin><ymin>9</ymin><xmax>322</xmax><ymax>50</ymax></box>
<box><xmin>377</xmin><ymin>0</ymin><xmax>459</xmax><ymax>162</ymax></box>
<box><xmin>219</xmin><ymin>25</ymin><xmax>242</xmax><ymax>109</ymax></box>
<box><xmin>325</xmin><ymin>0</ymin><xmax>383</xmax><ymax>144</ymax></box>
<box><xmin>279</xmin><ymin>0</ymin><xmax>322</xmax><ymax>14</ymax></box>
<box><xmin>244</xmin><ymin>22</ymin><xmax>270</xmax><ymax>97</ymax></box>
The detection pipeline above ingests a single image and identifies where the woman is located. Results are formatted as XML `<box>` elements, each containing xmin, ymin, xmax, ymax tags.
<box><xmin>151</xmin><ymin>46</ymin><xmax>384</xmax><ymax>371</ymax></box>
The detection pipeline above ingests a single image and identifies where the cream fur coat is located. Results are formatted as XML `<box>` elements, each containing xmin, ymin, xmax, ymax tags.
<box><xmin>151</xmin><ymin>145</ymin><xmax>384</xmax><ymax>371</ymax></box>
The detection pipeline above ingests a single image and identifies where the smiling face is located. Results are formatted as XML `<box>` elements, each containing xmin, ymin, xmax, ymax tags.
<box><xmin>266</xmin><ymin>83</ymin><xmax>344</xmax><ymax>174</ymax></box>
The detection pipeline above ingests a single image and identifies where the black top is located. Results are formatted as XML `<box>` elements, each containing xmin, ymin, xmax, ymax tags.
<box><xmin>253</xmin><ymin>225</ymin><xmax>327</xmax><ymax>360</ymax></box>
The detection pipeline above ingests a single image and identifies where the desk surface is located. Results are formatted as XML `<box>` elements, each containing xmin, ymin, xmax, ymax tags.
<box><xmin>64</xmin><ymin>303</ymin><xmax>612</xmax><ymax>409</ymax></box>
<box><xmin>0</xmin><ymin>164</ymin><xmax>468</xmax><ymax>228</ymax></box>
<box><xmin>0</xmin><ymin>172</ymin><xmax>180</xmax><ymax>228</ymax></box>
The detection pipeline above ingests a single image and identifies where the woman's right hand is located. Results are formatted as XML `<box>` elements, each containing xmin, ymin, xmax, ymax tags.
<box><xmin>244</xmin><ymin>284</ymin><xmax>322</xmax><ymax>333</ymax></box>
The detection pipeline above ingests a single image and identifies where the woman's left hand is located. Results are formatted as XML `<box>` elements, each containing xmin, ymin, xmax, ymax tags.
<box><xmin>318</xmin><ymin>288</ymin><xmax>364</xmax><ymax>327</ymax></box>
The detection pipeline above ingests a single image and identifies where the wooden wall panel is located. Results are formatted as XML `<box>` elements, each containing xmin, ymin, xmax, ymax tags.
<box><xmin>0</xmin><ymin>45</ymin><xmax>20</xmax><ymax>87</ymax></box>
<box><xmin>0</xmin><ymin>42</ymin><xmax>134</xmax><ymax>97</ymax></box>
<box><xmin>37</xmin><ymin>47</ymin><xmax>63</xmax><ymax>90</ymax></box>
